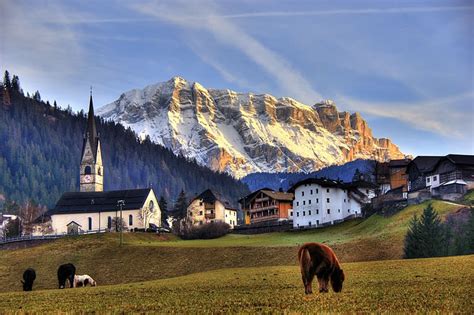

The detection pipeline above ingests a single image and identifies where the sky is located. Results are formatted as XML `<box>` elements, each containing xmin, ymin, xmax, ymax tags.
<box><xmin>1</xmin><ymin>0</ymin><xmax>473</xmax><ymax>157</ymax></box>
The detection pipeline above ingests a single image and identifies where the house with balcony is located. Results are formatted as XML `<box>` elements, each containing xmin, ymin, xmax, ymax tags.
<box><xmin>239</xmin><ymin>189</ymin><xmax>293</xmax><ymax>225</ymax></box>
<box><xmin>187</xmin><ymin>189</ymin><xmax>238</xmax><ymax>228</ymax></box>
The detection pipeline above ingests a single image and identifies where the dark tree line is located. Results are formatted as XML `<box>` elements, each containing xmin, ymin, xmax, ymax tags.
<box><xmin>0</xmin><ymin>70</ymin><xmax>249</xmax><ymax>210</ymax></box>
<box><xmin>404</xmin><ymin>204</ymin><xmax>474</xmax><ymax>259</ymax></box>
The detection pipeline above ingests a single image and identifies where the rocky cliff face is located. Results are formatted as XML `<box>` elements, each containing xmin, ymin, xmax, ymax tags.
<box><xmin>98</xmin><ymin>77</ymin><xmax>405</xmax><ymax>178</ymax></box>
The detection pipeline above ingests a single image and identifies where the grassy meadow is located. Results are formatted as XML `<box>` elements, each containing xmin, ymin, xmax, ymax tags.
<box><xmin>0</xmin><ymin>255</ymin><xmax>472</xmax><ymax>313</ymax></box>
<box><xmin>0</xmin><ymin>199</ymin><xmax>470</xmax><ymax>312</ymax></box>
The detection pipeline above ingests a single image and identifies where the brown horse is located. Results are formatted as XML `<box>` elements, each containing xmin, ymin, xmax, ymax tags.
<box><xmin>298</xmin><ymin>243</ymin><xmax>345</xmax><ymax>294</ymax></box>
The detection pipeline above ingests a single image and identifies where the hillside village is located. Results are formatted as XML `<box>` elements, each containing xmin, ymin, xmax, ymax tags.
<box><xmin>1</xmin><ymin>91</ymin><xmax>472</xmax><ymax>240</ymax></box>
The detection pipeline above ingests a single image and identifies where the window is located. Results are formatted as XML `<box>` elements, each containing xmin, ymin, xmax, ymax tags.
<box><xmin>297</xmin><ymin>224</ymin><xmax>300</xmax><ymax>228</ymax></box>
<box><xmin>316</xmin><ymin>220</ymin><xmax>319</xmax><ymax>225</ymax></box>
<box><xmin>309</xmin><ymin>210</ymin><xmax>312</xmax><ymax>215</ymax></box>
<box><xmin>303</xmin><ymin>211</ymin><xmax>306</xmax><ymax>216</ymax></box>
<box><xmin>199</xmin><ymin>201</ymin><xmax>203</xmax><ymax>206</ymax></box>
<box><xmin>427</xmin><ymin>177</ymin><xmax>431</xmax><ymax>183</ymax></box>
<box><xmin>310</xmin><ymin>189</ymin><xmax>313</xmax><ymax>195</ymax></box>
<box><xmin>327</xmin><ymin>198</ymin><xmax>330</xmax><ymax>203</ymax></box>
<box><xmin>316</xmin><ymin>189</ymin><xmax>319</xmax><ymax>194</ymax></box>
<box><xmin>309</xmin><ymin>200</ymin><xmax>312</xmax><ymax>205</ymax></box>
<box><xmin>433</xmin><ymin>176</ymin><xmax>437</xmax><ymax>181</ymax></box>
<box><xmin>309</xmin><ymin>221</ymin><xmax>312</xmax><ymax>226</ymax></box>
<box><xmin>344</xmin><ymin>199</ymin><xmax>346</xmax><ymax>203</ymax></box>
<box><xmin>107</xmin><ymin>216</ymin><xmax>112</xmax><ymax>229</ymax></box>
<box><xmin>297</xmin><ymin>212</ymin><xmax>299</xmax><ymax>217</ymax></box>
<box><xmin>88</xmin><ymin>217</ymin><xmax>92</xmax><ymax>230</ymax></box>
<box><xmin>98</xmin><ymin>167</ymin><xmax>102</xmax><ymax>176</ymax></box>
<box><xmin>327</xmin><ymin>189</ymin><xmax>330</xmax><ymax>193</ymax></box>
<box><xmin>296</xmin><ymin>201</ymin><xmax>299</xmax><ymax>206</ymax></box>
<box><xmin>316</xmin><ymin>209</ymin><xmax>319</xmax><ymax>214</ymax></box>
<box><xmin>316</xmin><ymin>198</ymin><xmax>319</xmax><ymax>203</ymax></box>
<box><xmin>302</xmin><ymin>191</ymin><xmax>305</xmax><ymax>196</ymax></box>
<box><xmin>189</xmin><ymin>211</ymin><xmax>192</xmax><ymax>216</ymax></box>
<box><xmin>303</xmin><ymin>200</ymin><xmax>306</xmax><ymax>205</ymax></box>
<box><xmin>327</xmin><ymin>209</ymin><xmax>330</xmax><ymax>214</ymax></box>
<box><xmin>84</xmin><ymin>166</ymin><xmax>91</xmax><ymax>175</ymax></box>
<box><xmin>290</xmin><ymin>211</ymin><xmax>293</xmax><ymax>216</ymax></box>
<box><xmin>149</xmin><ymin>200</ymin><xmax>154</xmax><ymax>212</ymax></box>
<box><xmin>338</xmin><ymin>209</ymin><xmax>340</xmax><ymax>213</ymax></box>
<box><xmin>366</xmin><ymin>189</ymin><xmax>369</xmax><ymax>194</ymax></box>
<box><xmin>348</xmin><ymin>209</ymin><xmax>350</xmax><ymax>213</ymax></box>
<box><xmin>199</xmin><ymin>211</ymin><xmax>203</xmax><ymax>215</ymax></box>
<box><xmin>129</xmin><ymin>214</ymin><xmax>133</xmax><ymax>226</ymax></box>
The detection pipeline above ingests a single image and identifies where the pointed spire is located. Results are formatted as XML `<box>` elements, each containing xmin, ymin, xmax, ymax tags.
<box><xmin>81</xmin><ymin>90</ymin><xmax>99</xmax><ymax>161</ymax></box>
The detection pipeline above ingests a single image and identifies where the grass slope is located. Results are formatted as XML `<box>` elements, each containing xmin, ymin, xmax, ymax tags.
<box><xmin>0</xmin><ymin>255</ymin><xmax>472</xmax><ymax>313</ymax></box>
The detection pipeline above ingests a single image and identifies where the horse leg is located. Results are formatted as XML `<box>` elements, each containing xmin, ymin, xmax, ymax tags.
<box><xmin>69</xmin><ymin>275</ymin><xmax>75</xmax><ymax>288</ymax></box>
<box><xmin>322</xmin><ymin>275</ymin><xmax>329</xmax><ymax>293</ymax></box>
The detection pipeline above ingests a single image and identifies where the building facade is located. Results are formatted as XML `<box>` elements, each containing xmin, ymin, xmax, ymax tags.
<box><xmin>289</xmin><ymin>178</ymin><xmax>364</xmax><ymax>229</ymax></box>
<box><xmin>239</xmin><ymin>189</ymin><xmax>293</xmax><ymax>225</ymax></box>
<box><xmin>187</xmin><ymin>189</ymin><xmax>237</xmax><ymax>228</ymax></box>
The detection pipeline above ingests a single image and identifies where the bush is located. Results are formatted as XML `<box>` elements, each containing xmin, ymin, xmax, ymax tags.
<box><xmin>175</xmin><ymin>220</ymin><xmax>230</xmax><ymax>240</ymax></box>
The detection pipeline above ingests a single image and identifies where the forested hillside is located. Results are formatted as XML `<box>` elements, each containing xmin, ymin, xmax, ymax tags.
<box><xmin>0</xmin><ymin>72</ymin><xmax>249</xmax><ymax>208</ymax></box>
<box><xmin>242</xmin><ymin>159</ymin><xmax>375</xmax><ymax>191</ymax></box>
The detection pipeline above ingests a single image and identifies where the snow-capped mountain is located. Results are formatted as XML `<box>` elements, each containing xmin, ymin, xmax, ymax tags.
<box><xmin>98</xmin><ymin>77</ymin><xmax>405</xmax><ymax>178</ymax></box>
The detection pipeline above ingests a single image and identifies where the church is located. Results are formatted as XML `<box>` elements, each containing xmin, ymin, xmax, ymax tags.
<box><xmin>49</xmin><ymin>94</ymin><xmax>161</xmax><ymax>234</ymax></box>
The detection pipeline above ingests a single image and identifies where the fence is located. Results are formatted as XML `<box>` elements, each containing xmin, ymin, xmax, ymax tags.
<box><xmin>0</xmin><ymin>229</ymin><xmax>106</xmax><ymax>245</ymax></box>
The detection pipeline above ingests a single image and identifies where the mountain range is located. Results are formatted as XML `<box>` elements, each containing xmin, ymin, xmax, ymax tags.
<box><xmin>98</xmin><ymin>77</ymin><xmax>405</xmax><ymax>179</ymax></box>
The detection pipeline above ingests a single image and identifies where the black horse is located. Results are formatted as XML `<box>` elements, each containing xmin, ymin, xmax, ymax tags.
<box><xmin>21</xmin><ymin>268</ymin><xmax>36</xmax><ymax>291</ymax></box>
<box><xmin>57</xmin><ymin>263</ymin><xmax>76</xmax><ymax>289</ymax></box>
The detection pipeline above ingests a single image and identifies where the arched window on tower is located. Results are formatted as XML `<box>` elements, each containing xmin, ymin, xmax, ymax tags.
<box><xmin>129</xmin><ymin>214</ymin><xmax>133</xmax><ymax>226</ymax></box>
<box><xmin>84</xmin><ymin>166</ymin><xmax>92</xmax><ymax>175</ymax></box>
<box><xmin>98</xmin><ymin>167</ymin><xmax>101</xmax><ymax>176</ymax></box>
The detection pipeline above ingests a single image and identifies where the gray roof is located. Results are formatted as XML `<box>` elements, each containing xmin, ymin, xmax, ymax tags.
<box><xmin>49</xmin><ymin>188</ymin><xmax>152</xmax><ymax>215</ymax></box>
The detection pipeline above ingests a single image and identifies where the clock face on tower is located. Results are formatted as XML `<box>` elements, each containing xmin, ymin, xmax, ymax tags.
<box><xmin>84</xmin><ymin>175</ymin><xmax>92</xmax><ymax>183</ymax></box>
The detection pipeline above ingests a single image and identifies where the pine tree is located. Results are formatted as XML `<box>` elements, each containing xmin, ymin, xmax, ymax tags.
<box><xmin>404</xmin><ymin>204</ymin><xmax>444</xmax><ymax>258</ymax></box>
<box><xmin>33</xmin><ymin>90</ymin><xmax>41</xmax><ymax>102</ymax></box>
<box><xmin>3</xmin><ymin>71</ymin><xmax>11</xmax><ymax>89</ymax></box>
<box><xmin>173</xmin><ymin>190</ymin><xmax>188</xmax><ymax>220</ymax></box>
<box><xmin>159</xmin><ymin>196</ymin><xmax>169</xmax><ymax>227</ymax></box>
<box><xmin>11</xmin><ymin>75</ymin><xmax>20</xmax><ymax>92</ymax></box>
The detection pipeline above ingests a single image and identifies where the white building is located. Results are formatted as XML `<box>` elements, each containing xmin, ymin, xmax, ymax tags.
<box><xmin>188</xmin><ymin>189</ymin><xmax>237</xmax><ymax>228</ymax></box>
<box><xmin>49</xmin><ymin>94</ymin><xmax>161</xmax><ymax>234</ymax></box>
<box><xmin>289</xmin><ymin>178</ymin><xmax>366</xmax><ymax>229</ymax></box>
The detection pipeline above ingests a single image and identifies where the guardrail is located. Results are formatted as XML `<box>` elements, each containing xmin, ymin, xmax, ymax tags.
<box><xmin>0</xmin><ymin>229</ymin><xmax>107</xmax><ymax>244</ymax></box>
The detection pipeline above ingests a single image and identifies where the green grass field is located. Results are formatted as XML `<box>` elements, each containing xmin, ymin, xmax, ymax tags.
<box><xmin>0</xmin><ymin>200</ymin><xmax>469</xmax><ymax>312</ymax></box>
<box><xmin>0</xmin><ymin>255</ymin><xmax>472</xmax><ymax>313</ymax></box>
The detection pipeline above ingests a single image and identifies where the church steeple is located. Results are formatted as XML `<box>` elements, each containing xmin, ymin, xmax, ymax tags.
<box><xmin>80</xmin><ymin>91</ymin><xmax>104</xmax><ymax>192</ymax></box>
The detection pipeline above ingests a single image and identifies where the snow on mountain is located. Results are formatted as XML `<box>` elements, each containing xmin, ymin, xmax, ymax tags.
<box><xmin>97</xmin><ymin>77</ymin><xmax>405</xmax><ymax>178</ymax></box>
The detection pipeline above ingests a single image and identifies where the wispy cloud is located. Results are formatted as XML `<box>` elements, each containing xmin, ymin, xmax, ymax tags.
<box><xmin>131</xmin><ymin>0</ymin><xmax>322</xmax><ymax>103</ymax></box>
<box><xmin>218</xmin><ymin>5</ymin><xmax>474</xmax><ymax>19</ymax></box>
<box><xmin>338</xmin><ymin>92</ymin><xmax>474</xmax><ymax>138</ymax></box>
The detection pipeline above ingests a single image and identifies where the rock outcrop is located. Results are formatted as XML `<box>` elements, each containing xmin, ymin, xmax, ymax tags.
<box><xmin>98</xmin><ymin>77</ymin><xmax>406</xmax><ymax>178</ymax></box>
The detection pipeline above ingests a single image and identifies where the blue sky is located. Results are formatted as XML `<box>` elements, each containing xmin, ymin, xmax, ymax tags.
<box><xmin>1</xmin><ymin>0</ymin><xmax>473</xmax><ymax>156</ymax></box>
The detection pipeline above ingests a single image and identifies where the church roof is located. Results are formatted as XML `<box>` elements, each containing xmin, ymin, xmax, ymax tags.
<box><xmin>49</xmin><ymin>188</ymin><xmax>152</xmax><ymax>215</ymax></box>
<box><xmin>81</xmin><ymin>95</ymin><xmax>100</xmax><ymax>161</ymax></box>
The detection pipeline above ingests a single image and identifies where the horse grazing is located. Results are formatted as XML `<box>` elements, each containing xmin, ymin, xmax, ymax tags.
<box><xmin>21</xmin><ymin>268</ymin><xmax>36</xmax><ymax>291</ymax></box>
<box><xmin>57</xmin><ymin>263</ymin><xmax>76</xmax><ymax>289</ymax></box>
<box><xmin>74</xmin><ymin>274</ymin><xmax>97</xmax><ymax>287</ymax></box>
<box><xmin>298</xmin><ymin>243</ymin><xmax>345</xmax><ymax>294</ymax></box>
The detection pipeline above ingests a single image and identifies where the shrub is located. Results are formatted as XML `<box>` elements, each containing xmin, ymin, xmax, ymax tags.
<box><xmin>175</xmin><ymin>220</ymin><xmax>230</xmax><ymax>240</ymax></box>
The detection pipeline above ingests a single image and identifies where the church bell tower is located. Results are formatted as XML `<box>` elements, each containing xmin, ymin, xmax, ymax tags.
<box><xmin>80</xmin><ymin>93</ymin><xmax>104</xmax><ymax>192</ymax></box>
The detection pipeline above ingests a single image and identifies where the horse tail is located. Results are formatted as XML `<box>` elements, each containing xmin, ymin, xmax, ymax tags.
<box><xmin>298</xmin><ymin>245</ymin><xmax>312</xmax><ymax>279</ymax></box>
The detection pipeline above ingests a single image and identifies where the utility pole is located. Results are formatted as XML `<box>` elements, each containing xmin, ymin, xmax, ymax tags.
<box><xmin>117</xmin><ymin>200</ymin><xmax>125</xmax><ymax>247</ymax></box>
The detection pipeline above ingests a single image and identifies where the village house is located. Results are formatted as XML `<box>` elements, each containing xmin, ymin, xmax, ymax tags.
<box><xmin>427</xmin><ymin>155</ymin><xmax>474</xmax><ymax>200</ymax></box>
<box><xmin>48</xmin><ymin>95</ymin><xmax>161</xmax><ymax>234</ymax></box>
<box><xmin>239</xmin><ymin>189</ymin><xmax>293</xmax><ymax>225</ymax></box>
<box><xmin>187</xmin><ymin>189</ymin><xmax>237</xmax><ymax>228</ymax></box>
<box><xmin>289</xmin><ymin>178</ymin><xmax>365</xmax><ymax>229</ymax></box>
<box><xmin>406</xmin><ymin>156</ymin><xmax>443</xmax><ymax>193</ymax></box>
